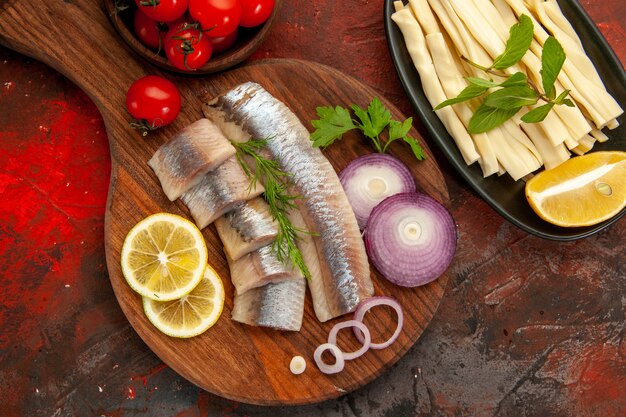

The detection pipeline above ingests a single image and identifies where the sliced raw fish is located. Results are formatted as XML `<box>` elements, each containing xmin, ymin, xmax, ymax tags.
<box><xmin>286</xmin><ymin>208</ymin><xmax>332</xmax><ymax>321</ymax></box>
<box><xmin>180</xmin><ymin>157</ymin><xmax>264</xmax><ymax>229</ymax></box>
<box><xmin>215</xmin><ymin>198</ymin><xmax>279</xmax><ymax>261</ymax></box>
<box><xmin>227</xmin><ymin>243</ymin><xmax>302</xmax><ymax>295</ymax></box>
<box><xmin>204</xmin><ymin>82</ymin><xmax>373</xmax><ymax>322</ymax></box>
<box><xmin>148</xmin><ymin>118</ymin><xmax>236</xmax><ymax>201</ymax></box>
<box><xmin>231</xmin><ymin>279</ymin><xmax>306</xmax><ymax>331</ymax></box>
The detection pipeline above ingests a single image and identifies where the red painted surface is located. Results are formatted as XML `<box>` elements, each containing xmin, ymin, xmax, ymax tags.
<box><xmin>1</xmin><ymin>1</ymin><xmax>625</xmax><ymax>416</ymax></box>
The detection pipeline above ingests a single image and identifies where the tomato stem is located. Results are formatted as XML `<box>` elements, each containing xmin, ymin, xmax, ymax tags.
<box><xmin>139</xmin><ymin>0</ymin><xmax>160</xmax><ymax>7</ymax></box>
<box><xmin>129</xmin><ymin>119</ymin><xmax>160</xmax><ymax>136</ymax></box>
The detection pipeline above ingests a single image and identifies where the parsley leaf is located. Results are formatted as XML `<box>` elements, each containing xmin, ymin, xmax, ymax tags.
<box><xmin>385</xmin><ymin>118</ymin><xmax>425</xmax><ymax>159</ymax></box>
<box><xmin>310</xmin><ymin>98</ymin><xmax>426</xmax><ymax>163</ymax></box>
<box><xmin>310</xmin><ymin>105</ymin><xmax>356</xmax><ymax>148</ymax></box>
<box><xmin>351</xmin><ymin>97</ymin><xmax>392</xmax><ymax>141</ymax></box>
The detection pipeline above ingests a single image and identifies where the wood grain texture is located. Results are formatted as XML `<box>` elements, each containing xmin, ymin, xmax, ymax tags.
<box><xmin>0</xmin><ymin>0</ymin><xmax>450</xmax><ymax>405</ymax></box>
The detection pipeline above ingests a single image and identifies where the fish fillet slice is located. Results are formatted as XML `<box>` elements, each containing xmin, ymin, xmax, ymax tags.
<box><xmin>215</xmin><ymin>198</ymin><xmax>278</xmax><ymax>261</ymax></box>
<box><xmin>180</xmin><ymin>157</ymin><xmax>264</xmax><ymax>229</ymax></box>
<box><xmin>204</xmin><ymin>82</ymin><xmax>373</xmax><ymax>322</ymax></box>
<box><xmin>227</xmin><ymin>243</ymin><xmax>302</xmax><ymax>295</ymax></box>
<box><xmin>148</xmin><ymin>118</ymin><xmax>236</xmax><ymax>201</ymax></box>
<box><xmin>231</xmin><ymin>279</ymin><xmax>306</xmax><ymax>331</ymax></box>
<box><xmin>287</xmin><ymin>208</ymin><xmax>332</xmax><ymax>322</ymax></box>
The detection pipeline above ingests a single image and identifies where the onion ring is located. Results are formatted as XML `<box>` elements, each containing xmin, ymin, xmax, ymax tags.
<box><xmin>328</xmin><ymin>320</ymin><xmax>372</xmax><ymax>360</ymax></box>
<box><xmin>313</xmin><ymin>343</ymin><xmax>345</xmax><ymax>374</ymax></box>
<box><xmin>353</xmin><ymin>296</ymin><xmax>404</xmax><ymax>350</ymax></box>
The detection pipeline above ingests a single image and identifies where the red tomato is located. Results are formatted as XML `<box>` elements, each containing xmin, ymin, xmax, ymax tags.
<box><xmin>134</xmin><ymin>0</ymin><xmax>188</xmax><ymax>22</ymax></box>
<box><xmin>210</xmin><ymin>28</ymin><xmax>238</xmax><ymax>54</ymax></box>
<box><xmin>126</xmin><ymin>76</ymin><xmax>181</xmax><ymax>134</ymax></box>
<box><xmin>239</xmin><ymin>0</ymin><xmax>274</xmax><ymax>27</ymax></box>
<box><xmin>164</xmin><ymin>25</ymin><xmax>213</xmax><ymax>70</ymax></box>
<box><xmin>133</xmin><ymin>9</ymin><xmax>162</xmax><ymax>49</ymax></box>
<box><xmin>188</xmin><ymin>0</ymin><xmax>242</xmax><ymax>38</ymax></box>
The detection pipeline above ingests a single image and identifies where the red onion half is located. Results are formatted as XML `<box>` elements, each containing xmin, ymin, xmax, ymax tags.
<box><xmin>363</xmin><ymin>192</ymin><xmax>456</xmax><ymax>287</ymax></box>
<box><xmin>313</xmin><ymin>343</ymin><xmax>345</xmax><ymax>374</ymax></box>
<box><xmin>353</xmin><ymin>296</ymin><xmax>403</xmax><ymax>349</ymax></box>
<box><xmin>339</xmin><ymin>154</ymin><xmax>416</xmax><ymax>229</ymax></box>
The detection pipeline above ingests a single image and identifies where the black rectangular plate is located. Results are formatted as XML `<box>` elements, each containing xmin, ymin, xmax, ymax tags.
<box><xmin>384</xmin><ymin>0</ymin><xmax>626</xmax><ymax>240</ymax></box>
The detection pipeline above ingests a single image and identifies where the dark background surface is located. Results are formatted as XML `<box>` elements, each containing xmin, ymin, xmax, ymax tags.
<box><xmin>0</xmin><ymin>1</ymin><xmax>624</xmax><ymax>416</ymax></box>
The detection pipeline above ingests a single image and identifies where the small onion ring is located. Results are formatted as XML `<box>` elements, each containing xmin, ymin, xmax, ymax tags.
<box><xmin>328</xmin><ymin>320</ymin><xmax>372</xmax><ymax>361</ymax></box>
<box><xmin>313</xmin><ymin>343</ymin><xmax>345</xmax><ymax>374</ymax></box>
<box><xmin>353</xmin><ymin>296</ymin><xmax>404</xmax><ymax>350</ymax></box>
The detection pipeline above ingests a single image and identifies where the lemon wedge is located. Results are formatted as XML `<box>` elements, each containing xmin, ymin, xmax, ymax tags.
<box><xmin>143</xmin><ymin>265</ymin><xmax>225</xmax><ymax>338</ymax></box>
<box><xmin>525</xmin><ymin>151</ymin><xmax>626</xmax><ymax>227</ymax></box>
<box><xmin>121</xmin><ymin>213</ymin><xmax>208</xmax><ymax>301</ymax></box>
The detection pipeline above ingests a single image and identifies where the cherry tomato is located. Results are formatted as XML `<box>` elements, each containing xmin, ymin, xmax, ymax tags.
<box><xmin>133</xmin><ymin>9</ymin><xmax>162</xmax><ymax>49</ymax></box>
<box><xmin>210</xmin><ymin>28</ymin><xmax>238</xmax><ymax>54</ymax></box>
<box><xmin>126</xmin><ymin>76</ymin><xmax>181</xmax><ymax>134</ymax></box>
<box><xmin>188</xmin><ymin>0</ymin><xmax>242</xmax><ymax>38</ymax></box>
<box><xmin>135</xmin><ymin>0</ymin><xmax>188</xmax><ymax>22</ymax></box>
<box><xmin>239</xmin><ymin>0</ymin><xmax>274</xmax><ymax>27</ymax></box>
<box><xmin>164</xmin><ymin>24</ymin><xmax>213</xmax><ymax>70</ymax></box>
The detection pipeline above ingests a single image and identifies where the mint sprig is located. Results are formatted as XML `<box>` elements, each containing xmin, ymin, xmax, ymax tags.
<box><xmin>310</xmin><ymin>98</ymin><xmax>426</xmax><ymax>161</ymax></box>
<box><xmin>436</xmin><ymin>14</ymin><xmax>572</xmax><ymax>133</ymax></box>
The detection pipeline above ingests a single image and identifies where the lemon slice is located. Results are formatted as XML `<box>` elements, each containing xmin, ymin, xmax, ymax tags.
<box><xmin>121</xmin><ymin>213</ymin><xmax>208</xmax><ymax>301</ymax></box>
<box><xmin>143</xmin><ymin>265</ymin><xmax>225</xmax><ymax>338</ymax></box>
<box><xmin>525</xmin><ymin>151</ymin><xmax>626</xmax><ymax>227</ymax></box>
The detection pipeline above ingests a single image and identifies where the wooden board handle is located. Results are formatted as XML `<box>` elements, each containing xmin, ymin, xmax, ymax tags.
<box><xmin>0</xmin><ymin>0</ymin><xmax>145</xmax><ymax>121</ymax></box>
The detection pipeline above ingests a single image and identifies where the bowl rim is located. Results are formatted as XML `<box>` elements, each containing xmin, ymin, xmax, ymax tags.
<box><xmin>104</xmin><ymin>0</ymin><xmax>281</xmax><ymax>74</ymax></box>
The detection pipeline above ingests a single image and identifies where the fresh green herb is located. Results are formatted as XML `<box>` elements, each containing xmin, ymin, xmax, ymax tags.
<box><xmin>492</xmin><ymin>14</ymin><xmax>535</xmax><ymax>70</ymax></box>
<box><xmin>436</xmin><ymin>14</ymin><xmax>572</xmax><ymax>133</ymax></box>
<box><xmin>233</xmin><ymin>139</ymin><xmax>311</xmax><ymax>280</ymax></box>
<box><xmin>310</xmin><ymin>98</ymin><xmax>426</xmax><ymax>161</ymax></box>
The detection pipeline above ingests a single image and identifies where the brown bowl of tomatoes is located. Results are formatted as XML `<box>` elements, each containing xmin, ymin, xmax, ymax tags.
<box><xmin>105</xmin><ymin>0</ymin><xmax>279</xmax><ymax>74</ymax></box>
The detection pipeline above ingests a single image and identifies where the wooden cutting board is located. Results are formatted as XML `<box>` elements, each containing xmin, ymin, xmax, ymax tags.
<box><xmin>0</xmin><ymin>0</ymin><xmax>451</xmax><ymax>405</ymax></box>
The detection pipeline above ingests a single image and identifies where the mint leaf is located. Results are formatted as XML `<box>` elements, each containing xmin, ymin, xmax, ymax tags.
<box><xmin>500</xmin><ymin>72</ymin><xmax>528</xmax><ymax>87</ymax></box>
<box><xmin>553</xmin><ymin>89</ymin><xmax>572</xmax><ymax>105</ymax></box>
<box><xmin>435</xmin><ymin>83</ymin><xmax>489</xmax><ymax>109</ymax></box>
<box><xmin>521</xmin><ymin>103</ymin><xmax>555</xmax><ymax>123</ymax></box>
<box><xmin>483</xmin><ymin>86</ymin><xmax>539</xmax><ymax>109</ymax></box>
<box><xmin>492</xmin><ymin>14</ymin><xmax>534</xmax><ymax>70</ymax></box>
<box><xmin>351</xmin><ymin>98</ymin><xmax>391</xmax><ymax>140</ymax></box>
<box><xmin>541</xmin><ymin>36</ymin><xmax>566</xmax><ymax>100</ymax></box>
<box><xmin>466</xmin><ymin>77</ymin><xmax>498</xmax><ymax>88</ymax></box>
<box><xmin>562</xmin><ymin>98</ymin><xmax>575</xmax><ymax>107</ymax></box>
<box><xmin>310</xmin><ymin>105</ymin><xmax>356</xmax><ymax>148</ymax></box>
<box><xmin>468</xmin><ymin>104</ymin><xmax>520</xmax><ymax>133</ymax></box>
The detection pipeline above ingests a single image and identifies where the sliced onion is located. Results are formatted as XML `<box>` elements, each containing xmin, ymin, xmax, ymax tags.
<box><xmin>339</xmin><ymin>154</ymin><xmax>416</xmax><ymax>229</ymax></box>
<box><xmin>328</xmin><ymin>320</ymin><xmax>371</xmax><ymax>360</ymax></box>
<box><xmin>363</xmin><ymin>192</ymin><xmax>456</xmax><ymax>287</ymax></box>
<box><xmin>353</xmin><ymin>296</ymin><xmax>403</xmax><ymax>350</ymax></box>
<box><xmin>313</xmin><ymin>343</ymin><xmax>345</xmax><ymax>374</ymax></box>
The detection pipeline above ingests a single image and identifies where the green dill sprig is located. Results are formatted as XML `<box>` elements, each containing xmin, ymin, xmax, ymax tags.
<box><xmin>233</xmin><ymin>139</ymin><xmax>312</xmax><ymax>280</ymax></box>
